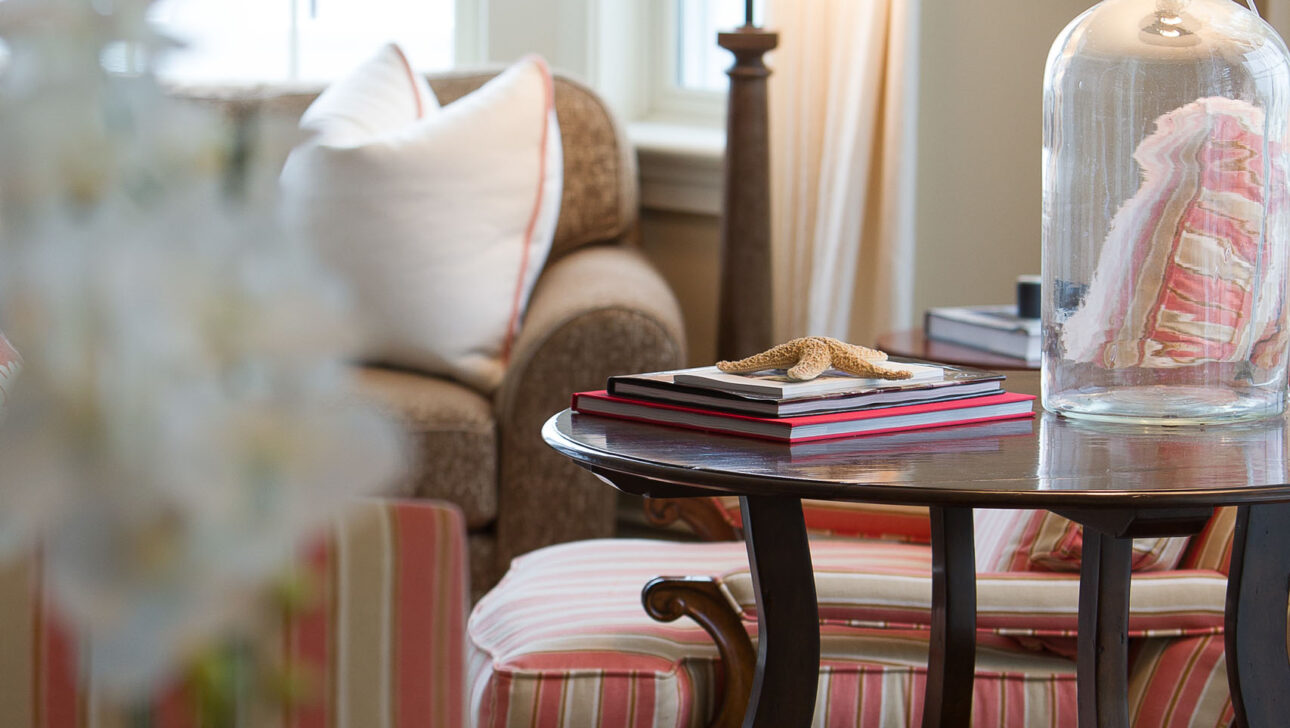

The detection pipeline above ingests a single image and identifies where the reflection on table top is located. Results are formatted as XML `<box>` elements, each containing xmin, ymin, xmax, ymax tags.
<box><xmin>543</xmin><ymin>408</ymin><xmax>1290</xmax><ymax>508</ymax></box>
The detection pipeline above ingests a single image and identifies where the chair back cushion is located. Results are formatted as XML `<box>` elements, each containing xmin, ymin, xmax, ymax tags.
<box><xmin>975</xmin><ymin>509</ymin><xmax>1191</xmax><ymax>573</ymax></box>
<box><xmin>1177</xmin><ymin>506</ymin><xmax>1237</xmax><ymax>574</ymax></box>
<box><xmin>428</xmin><ymin>71</ymin><xmax>638</xmax><ymax>259</ymax></box>
<box><xmin>280</xmin><ymin>48</ymin><xmax>561</xmax><ymax>392</ymax></box>
<box><xmin>710</xmin><ymin>496</ymin><xmax>932</xmax><ymax>543</ymax></box>
<box><xmin>174</xmin><ymin>68</ymin><xmax>638</xmax><ymax>261</ymax></box>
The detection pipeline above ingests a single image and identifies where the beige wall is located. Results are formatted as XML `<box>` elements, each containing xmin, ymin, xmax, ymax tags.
<box><xmin>638</xmin><ymin>210</ymin><xmax>722</xmax><ymax>366</ymax></box>
<box><xmin>912</xmin><ymin>0</ymin><xmax>1095</xmax><ymax>318</ymax></box>
<box><xmin>640</xmin><ymin>0</ymin><xmax>1290</xmax><ymax>363</ymax></box>
<box><xmin>913</xmin><ymin>0</ymin><xmax>1290</xmax><ymax>317</ymax></box>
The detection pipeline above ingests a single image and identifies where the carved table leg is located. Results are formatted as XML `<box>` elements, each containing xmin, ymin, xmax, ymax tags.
<box><xmin>924</xmin><ymin>506</ymin><xmax>977</xmax><ymax>728</ymax></box>
<box><xmin>739</xmin><ymin>495</ymin><xmax>819</xmax><ymax>728</ymax></box>
<box><xmin>1225</xmin><ymin>503</ymin><xmax>1290</xmax><ymax>728</ymax></box>
<box><xmin>1077</xmin><ymin>528</ymin><xmax>1133</xmax><ymax>728</ymax></box>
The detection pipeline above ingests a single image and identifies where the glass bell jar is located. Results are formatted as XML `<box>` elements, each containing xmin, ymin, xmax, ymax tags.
<box><xmin>1042</xmin><ymin>0</ymin><xmax>1290</xmax><ymax>424</ymax></box>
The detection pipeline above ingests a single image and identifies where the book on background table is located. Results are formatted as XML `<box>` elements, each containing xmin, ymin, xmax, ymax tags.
<box><xmin>924</xmin><ymin>305</ymin><xmax>1041</xmax><ymax>364</ymax></box>
<box><xmin>608</xmin><ymin>362</ymin><xmax>1006</xmax><ymax>417</ymax></box>
<box><xmin>571</xmin><ymin>390</ymin><xmax>1036</xmax><ymax>443</ymax></box>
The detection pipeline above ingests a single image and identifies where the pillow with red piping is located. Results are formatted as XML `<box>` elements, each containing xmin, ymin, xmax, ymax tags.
<box><xmin>281</xmin><ymin>44</ymin><xmax>562</xmax><ymax>393</ymax></box>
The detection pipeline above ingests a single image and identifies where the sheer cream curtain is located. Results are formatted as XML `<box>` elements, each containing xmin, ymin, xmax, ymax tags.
<box><xmin>766</xmin><ymin>0</ymin><xmax>919</xmax><ymax>346</ymax></box>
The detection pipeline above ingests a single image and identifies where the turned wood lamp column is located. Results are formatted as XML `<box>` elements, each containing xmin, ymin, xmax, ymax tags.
<box><xmin>716</xmin><ymin>3</ymin><xmax>778</xmax><ymax>361</ymax></box>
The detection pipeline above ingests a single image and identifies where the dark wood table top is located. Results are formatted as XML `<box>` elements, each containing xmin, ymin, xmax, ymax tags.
<box><xmin>543</xmin><ymin>409</ymin><xmax>1290</xmax><ymax>509</ymax></box>
<box><xmin>877</xmin><ymin>328</ymin><xmax>1039</xmax><ymax>371</ymax></box>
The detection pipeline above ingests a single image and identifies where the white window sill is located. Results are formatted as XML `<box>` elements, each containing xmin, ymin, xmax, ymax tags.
<box><xmin>628</xmin><ymin>120</ymin><xmax>724</xmax><ymax>217</ymax></box>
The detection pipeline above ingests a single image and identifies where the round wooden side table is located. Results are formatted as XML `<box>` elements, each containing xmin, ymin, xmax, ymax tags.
<box><xmin>544</xmin><ymin>409</ymin><xmax>1290</xmax><ymax>728</ymax></box>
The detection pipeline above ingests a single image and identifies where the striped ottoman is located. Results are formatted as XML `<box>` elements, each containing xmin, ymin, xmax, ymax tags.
<box><xmin>467</xmin><ymin>536</ymin><xmax>1235</xmax><ymax>727</ymax></box>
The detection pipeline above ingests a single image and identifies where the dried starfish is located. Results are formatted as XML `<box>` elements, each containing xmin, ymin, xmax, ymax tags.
<box><xmin>717</xmin><ymin>336</ymin><xmax>911</xmax><ymax>381</ymax></box>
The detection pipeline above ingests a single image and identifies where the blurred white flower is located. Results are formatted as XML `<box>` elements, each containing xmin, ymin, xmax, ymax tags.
<box><xmin>0</xmin><ymin>0</ymin><xmax>406</xmax><ymax>697</ymax></box>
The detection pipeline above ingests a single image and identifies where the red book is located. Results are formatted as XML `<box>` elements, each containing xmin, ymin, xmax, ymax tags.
<box><xmin>571</xmin><ymin>390</ymin><xmax>1035</xmax><ymax>443</ymax></box>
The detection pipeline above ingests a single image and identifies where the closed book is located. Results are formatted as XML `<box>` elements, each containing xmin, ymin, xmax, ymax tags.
<box><xmin>924</xmin><ymin>305</ymin><xmax>1041</xmax><ymax>364</ymax></box>
<box><xmin>608</xmin><ymin>362</ymin><xmax>1005</xmax><ymax>417</ymax></box>
<box><xmin>785</xmin><ymin>417</ymin><xmax>1035</xmax><ymax>461</ymax></box>
<box><xmin>670</xmin><ymin>361</ymin><xmax>944</xmax><ymax>398</ymax></box>
<box><xmin>571</xmin><ymin>390</ymin><xmax>1035</xmax><ymax>443</ymax></box>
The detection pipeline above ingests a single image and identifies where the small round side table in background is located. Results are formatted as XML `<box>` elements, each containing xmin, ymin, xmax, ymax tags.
<box><xmin>877</xmin><ymin>328</ymin><xmax>1041</xmax><ymax>400</ymax></box>
<box><xmin>876</xmin><ymin>328</ymin><xmax>1039</xmax><ymax>372</ymax></box>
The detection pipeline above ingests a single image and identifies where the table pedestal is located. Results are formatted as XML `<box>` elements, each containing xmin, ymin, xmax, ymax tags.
<box><xmin>733</xmin><ymin>500</ymin><xmax>1258</xmax><ymax>728</ymax></box>
<box><xmin>925</xmin><ymin>507</ymin><xmax>976</xmax><ymax>728</ymax></box>
<box><xmin>738</xmin><ymin>495</ymin><xmax>818</xmax><ymax>726</ymax></box>
<box><xmin>1226</xmin><ymin>503</ymin><xmax>1290</xmax><ymax>727</ymax></box>
<box><xmin>1076</xmin><ymin>532</ymin><xmax>1132</xmax><ymax>728</ymax></box>
<box><xmin>735</xmin><ymin>499</ymin><xmax>979</xmax><ymax>728</ymax></box>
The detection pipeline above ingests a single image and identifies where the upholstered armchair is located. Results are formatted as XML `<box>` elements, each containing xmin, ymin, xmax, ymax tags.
<box><xmin>469</xmin><ymin>493</ymin><xmax>1238</xmax><ymax>726</ymax></box>
<box><xmin>177</xmin><ymin>72</ymin><xmax>687</xmax><ymax>593</ymax></box>
<box><xmin>0</xmin><ymin>499</ymin><xmax>470</xmax><ymax>727</ymax></box>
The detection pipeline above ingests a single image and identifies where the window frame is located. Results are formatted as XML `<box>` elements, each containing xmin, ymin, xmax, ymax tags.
<box><xmin>583</xmin><ymin>0</ymin><xmax>733</xmax><ymax>215</ymax></box>
<box><xmin>147</xmin><ymin>0</ymin><xmax>482</xmax><ymax>84</ymax></box>
<box><xmin>642</xmin><ymin>0</ymin><xmax>730</xmax><ymax>128</ymax></box>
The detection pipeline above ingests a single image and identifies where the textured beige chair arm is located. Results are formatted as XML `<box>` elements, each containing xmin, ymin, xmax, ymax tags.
<box><xmin>492</xmin><ymin>244</ymin><xmax>687</xmax><ymax>568</ymax></box>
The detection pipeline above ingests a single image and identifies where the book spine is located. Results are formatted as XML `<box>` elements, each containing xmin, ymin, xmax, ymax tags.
<box><xmin>787</xmin><ymin>411</ymin><xmax>1034</xmax><ymax>443</ymax></box>
<box><xmin>570</xmin><ymin>405</ymin><xmax>794</xmax><ymax>443</ymax></box>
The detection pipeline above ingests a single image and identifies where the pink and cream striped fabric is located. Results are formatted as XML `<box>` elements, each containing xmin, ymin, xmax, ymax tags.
<box><xmin>718</xmin><ymin>538</ymin><xmax>1227</xmax><ymax>641</ymax></box>
<box><xmin>468</xmin><ymin>537</ymin><xmax>1235</xmax><ymax>727</ymax></box>
<box><xmin>1128</xmin><ymin>635</ymin><xmax>1234</xmax><ymax>727</ymax></box>
<box><xmin>710</xmin><ymin>496</ymin><xmax>932</xmax><ymax>543</ymax></box>
<box><xmin>1177</xmin><ymin>506</ymin><xmax>1237</xmax><ymax>574</ymax></box>
<box><xmin>975</xmin><ymin>509</ymin><xmax>1191</xmax><ymax>574</ymax></box>
<box><xmin>1063</xmin><ymin>96</ymin><xmax>1289</xmax><ymax>369</ymax></box>
<box><xmin>710</xmin><ymin>500</ymin><xmax>1191</xmax><ymax>573</ymax></box>
<box><xmin>707</xmin><ymin>422</ymin><xmax>1233</xmax><ymax>576</ymax></box>
<box><xmin>0</xmin><ymin>331</ymin><xmax>20</xmax><ymax>406</ymax></box>
<box><xmin>0</xmin><ymin>499</ymin><xmax>468</xmax><ymax>728</ymax></box>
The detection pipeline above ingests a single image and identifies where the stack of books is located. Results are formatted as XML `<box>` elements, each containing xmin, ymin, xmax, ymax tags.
<box><xmin>924</xmin><ymin>305</ymin><xmax>1041</xmax><ymax>365</ymax></box>
<box><xmin>571</xmin><ymin>360</ymin><xmax>1035</xmax><ymax>443</ymax></box>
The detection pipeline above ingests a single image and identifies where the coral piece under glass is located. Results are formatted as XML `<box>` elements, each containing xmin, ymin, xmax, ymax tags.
<box><xmin>1042</xmin><ymin>0</ymin><xmax>1290</xmax><ymax>423</ymax></box>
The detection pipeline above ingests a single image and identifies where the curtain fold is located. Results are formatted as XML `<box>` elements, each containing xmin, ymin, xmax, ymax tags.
<box><xmin>768</xmin><ymin>0</ymin><xmax>918</xmax><ymax>347</ymax></box>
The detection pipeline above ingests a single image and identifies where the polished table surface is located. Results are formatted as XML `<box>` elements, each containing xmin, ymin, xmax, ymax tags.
<box><xmin>546</xmin><ymin>409</ymin><xmax>1290</xmax><ymax>508</ymax></box>
<box><xmin>544</xmin><ymin>408</ymin><xmax>1290</xmax><ymax>728</ymax></box>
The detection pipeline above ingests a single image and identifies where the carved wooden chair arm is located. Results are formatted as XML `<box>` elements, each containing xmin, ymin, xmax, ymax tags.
<box><xmin>643</xmin><ymin>497</ymin><xmax>739</xmax><ymax>541</ymax></box>
<box><xmin>642</xmin><ymin>576</ymin><xmax>755</xmax><ymax>728</ymax></box>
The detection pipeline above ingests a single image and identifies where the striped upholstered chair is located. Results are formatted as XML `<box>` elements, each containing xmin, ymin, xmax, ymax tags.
<box><xmin>0</xmin><ymin>499</ymin><xmax>469</xmax><ymax>728</ymax></box>
<box><xmin>468</xmin><ymin>497</ymin><xmax>1238</xmax><ymax>726</ymax></box>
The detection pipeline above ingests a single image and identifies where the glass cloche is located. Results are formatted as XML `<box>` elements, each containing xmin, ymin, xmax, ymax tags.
<box><xmin>1042</xmin><ymin>0</ymin><xmax>1290</xmax><ymax>423</ymax></box>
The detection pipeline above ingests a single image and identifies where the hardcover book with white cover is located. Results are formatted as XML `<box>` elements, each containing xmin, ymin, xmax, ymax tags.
<box><xmin>608</xmin><ymin>361</ymin><xmax>1005</xmax><ymax>416</ymax></box>
<box><xmin>671</xmin><ymin>361</ymin><xmax>944</xmax><ymax>398</ymax></box>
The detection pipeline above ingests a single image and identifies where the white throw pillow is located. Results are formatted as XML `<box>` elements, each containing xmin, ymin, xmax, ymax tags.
<box><xmin>281</xmin><ymin>45</ymin><xmax>562</xmax><ymax>393</ymax></box>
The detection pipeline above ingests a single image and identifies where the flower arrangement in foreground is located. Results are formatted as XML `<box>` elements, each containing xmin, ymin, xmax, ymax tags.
<box><xmin>0</xmin><ymin>0</ymin><xmax>405</xmax><ymax>706</ymax></box>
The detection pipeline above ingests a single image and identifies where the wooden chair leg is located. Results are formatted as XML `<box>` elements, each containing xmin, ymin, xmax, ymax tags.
<box><xmin>643</xmin><ymin>497</ymin><xmax>740</xmax><ymax>541</ymax></box>
<box><xmin>643</xmin><ymin>576</ymin><xmax>756</xmax><ymax>728</ymax></box>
